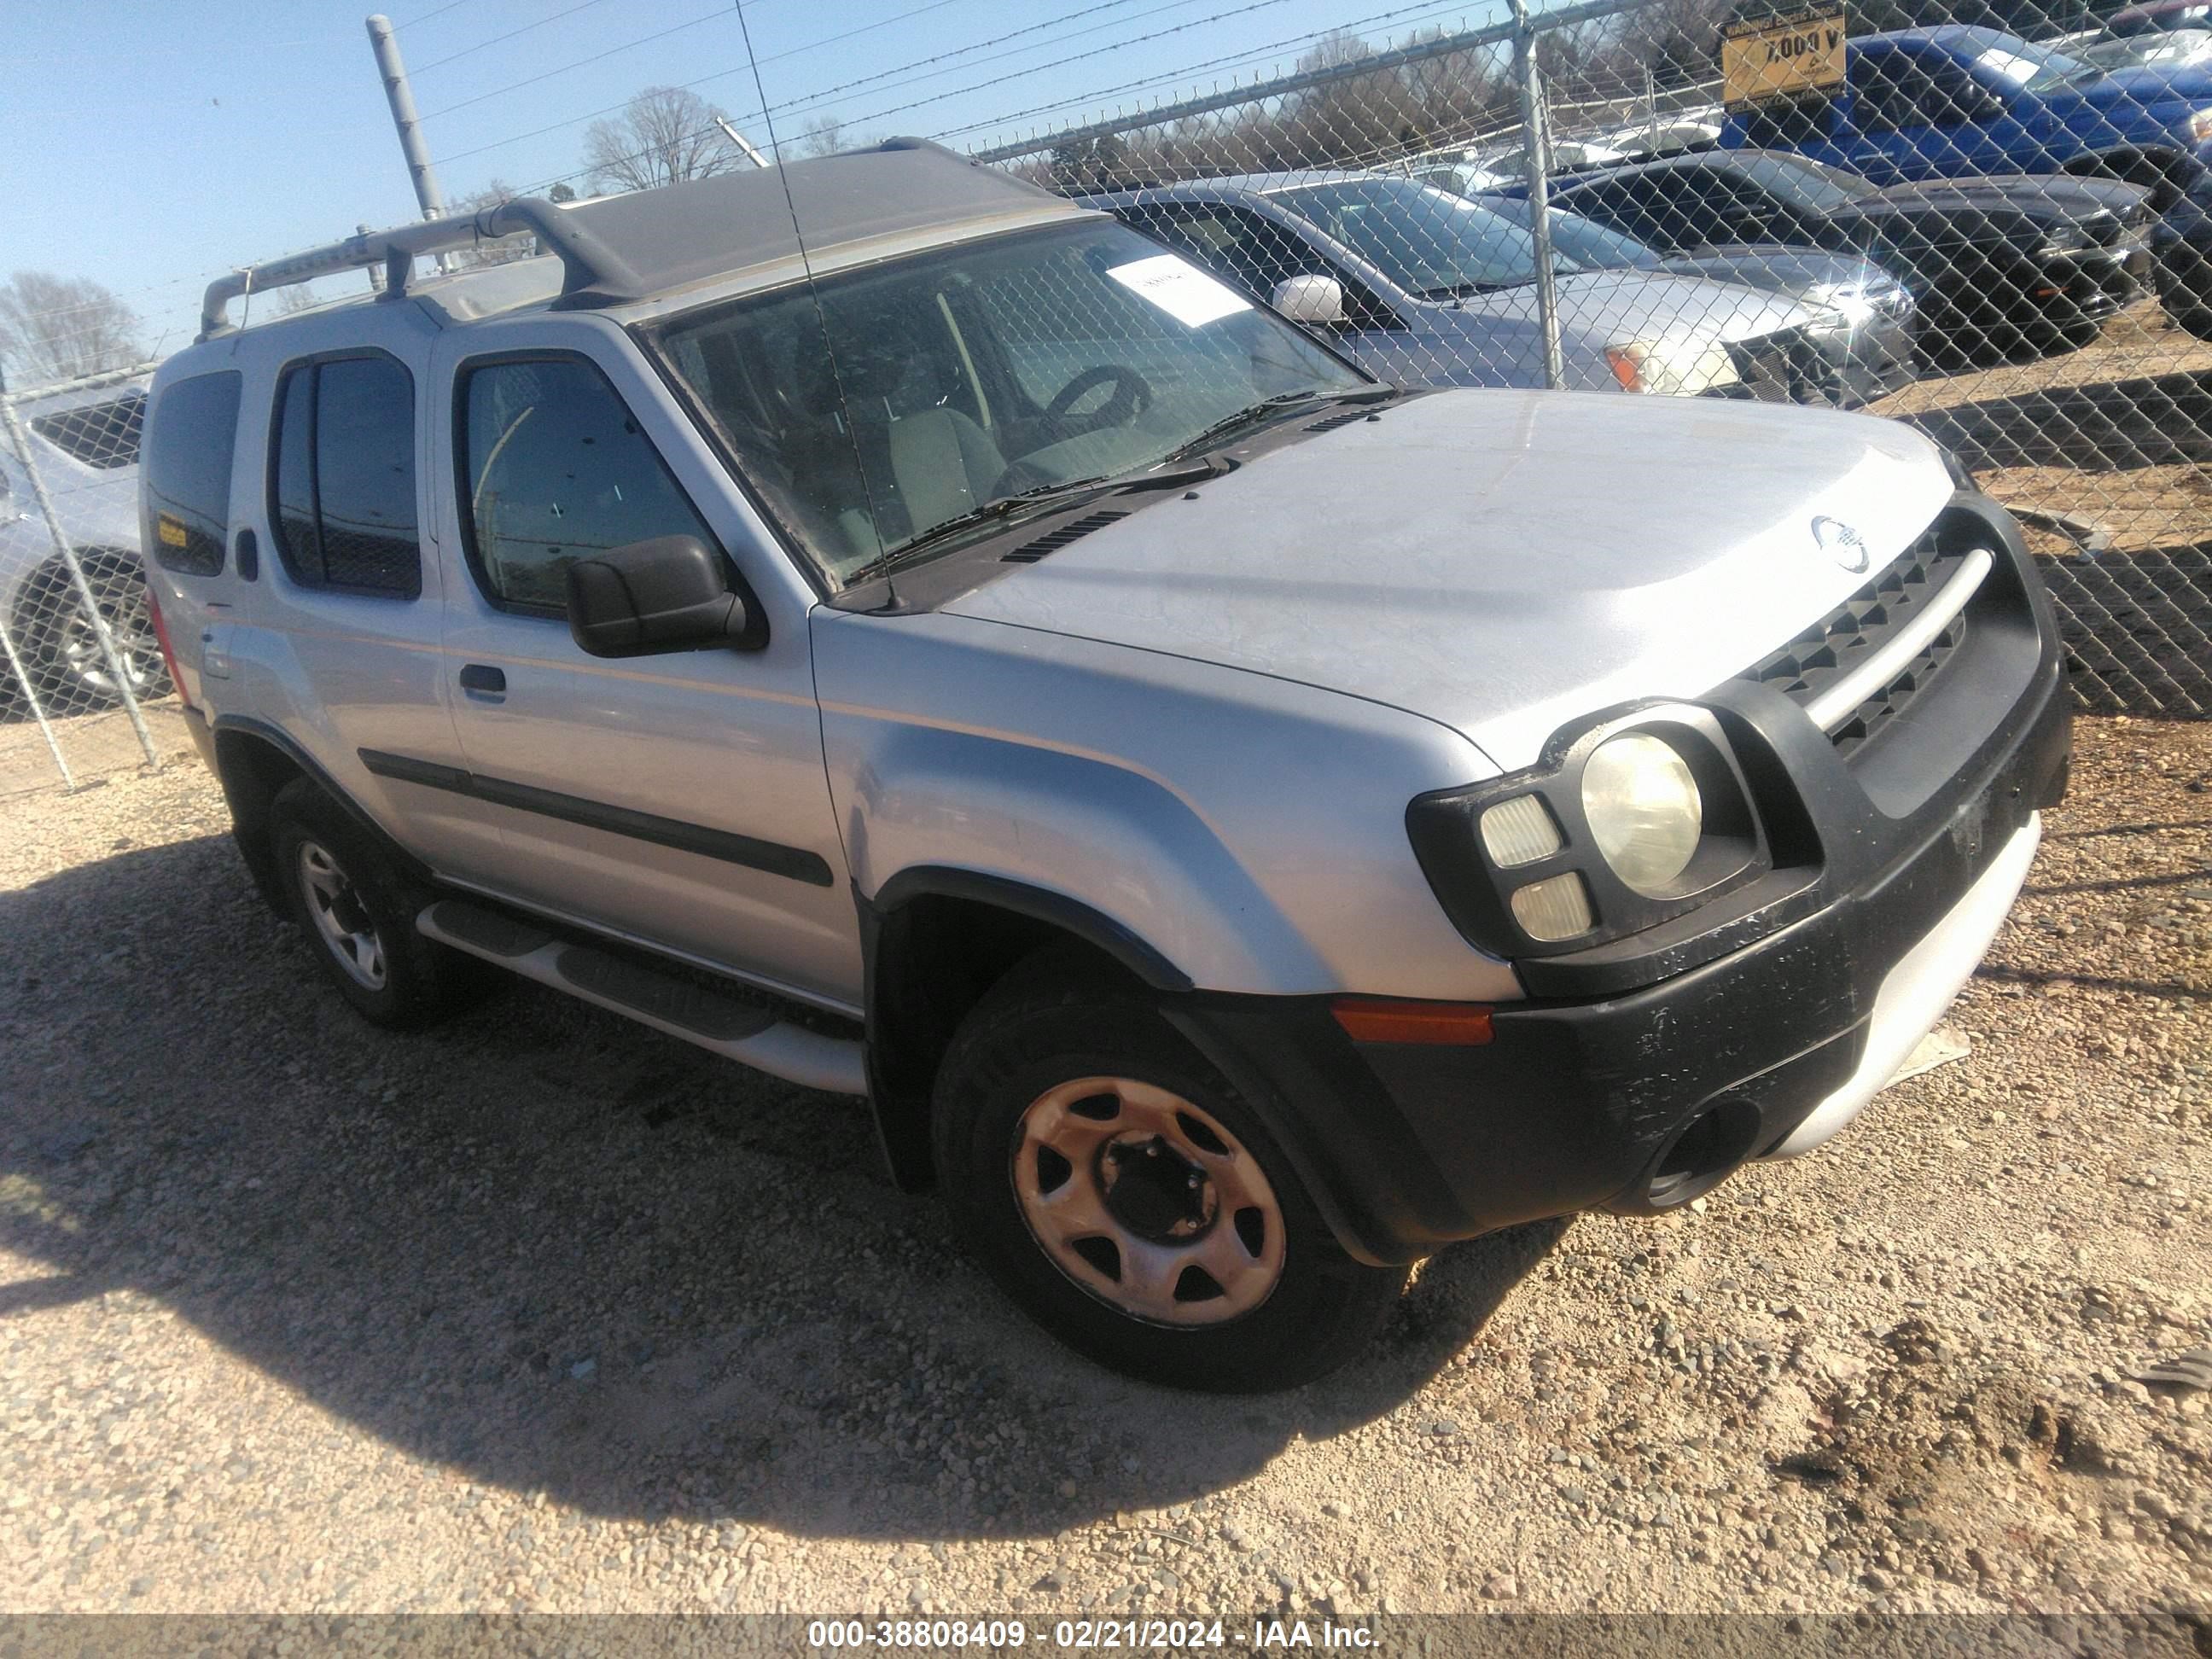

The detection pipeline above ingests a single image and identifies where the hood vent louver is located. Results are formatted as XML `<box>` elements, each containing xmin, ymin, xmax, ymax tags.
<box><xmin>1000</xmin><ymin>509</ymin><xmax>1129</xmax><ymax>563</ymax></box>
<box><xmin>1304</xmin><ymin>408</ymin><xmax>1375</xmax><ymax>434</ymax></box>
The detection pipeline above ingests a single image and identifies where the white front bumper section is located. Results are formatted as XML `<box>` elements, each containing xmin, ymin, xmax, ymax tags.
<box><xmin>1763</xmin><ymin>812</ymin><xmax>2041</xmax><ymax>1160</ymax></box>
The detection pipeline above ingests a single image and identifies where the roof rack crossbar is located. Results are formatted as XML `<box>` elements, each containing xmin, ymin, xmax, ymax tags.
<box><xmin>198</xmin><ymin>198</ymin><xmax>645</xmax><ymax>341</ymax></box>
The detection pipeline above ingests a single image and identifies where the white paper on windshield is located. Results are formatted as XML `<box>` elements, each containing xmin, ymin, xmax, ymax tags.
<box><xmin>1105</xmin><ymin>253</ymin><xmax>1251</xmax><ymax>327</ymax></box>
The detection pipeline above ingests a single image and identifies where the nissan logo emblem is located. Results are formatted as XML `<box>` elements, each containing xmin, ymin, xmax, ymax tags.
<box><xmin>1813</xmin><ymin>515</ymin><xmax>1871</xmax><ymax>574</ymax></box>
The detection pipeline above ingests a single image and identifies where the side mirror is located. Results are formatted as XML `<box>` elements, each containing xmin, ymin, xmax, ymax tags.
<box><xmin>564</xmin><ymin>534</ymin><xmax>763</xmax><ymax>658</ymax></box>
<box><xmin>1270</xmin><ymin>273</ymin><xmax>1348</xmax><ymax>326</ymax></box>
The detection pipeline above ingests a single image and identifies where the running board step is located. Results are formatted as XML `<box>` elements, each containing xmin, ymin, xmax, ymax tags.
<box><xmin>417</xmin><ymin>899</ymin><xmax>866</xmax><ymax>1097</ymax></box>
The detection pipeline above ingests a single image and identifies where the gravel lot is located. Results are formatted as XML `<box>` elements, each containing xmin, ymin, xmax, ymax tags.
<box><xmin>0</xmin><ymin>716</ymin><xmax>2205</xmax><ymax>1619</ymax></box>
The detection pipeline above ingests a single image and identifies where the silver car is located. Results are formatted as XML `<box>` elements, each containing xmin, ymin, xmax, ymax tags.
<box><xmin>1085</xmin><ymin>171</ymin><xmax>1846</xmax><ymax>401</ymax></box>
<box><xmin>1</xmin><ymin>378</ymin><xmax>165</xmax><ymax>714</ymax></box>
<box><xmin>149</xmin><ymin>140</ymin><xmax>2070</xmax><ymax>1390</ymax></box>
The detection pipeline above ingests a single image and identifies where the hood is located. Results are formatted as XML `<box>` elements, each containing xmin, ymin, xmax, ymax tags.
<box><xmin>1655</xmin><ymin>244</ymin><xmax>1913</xmax><ymax>306</ymax></box>
<box><xmin>1454</xmin><ymin>268</ymin><xmax>1817</xmax><ymax>347</ymax></box>
<box><xmin>943</xmin><ymin>390</ymin><xmax>1954</xmax><ymax>771</ymax></box>
<box><xmin>1859</xmin><ymin>172</ymin><xmax>2153</xmax><ymax>224</ymax></box>
<box><xmin>2058</xmin><ymin>59</ymin><xmax>2212</xmax><ymax>105</ymax></box>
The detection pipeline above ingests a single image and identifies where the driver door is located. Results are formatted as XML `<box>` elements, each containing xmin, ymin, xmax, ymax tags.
<box><xmin>425</xmin><ymin>318</ymin><xmax>860</xmax><ymax>1011</ymax></box>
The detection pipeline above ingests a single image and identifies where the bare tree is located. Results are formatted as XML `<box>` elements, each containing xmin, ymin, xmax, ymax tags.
<box><xmin>0</xmin><ymin>271</ymin><xmax>144</xmax><ymax>385</ymax></box>
<box><xmin>800</xmin><ymin>114</ymin><xmax>846</xmax><ymax>158</ymax></box>
<box><xmin>582</xmin><ymin>86</ymin><xmax>749</xmax><ymax>195</ymax></box>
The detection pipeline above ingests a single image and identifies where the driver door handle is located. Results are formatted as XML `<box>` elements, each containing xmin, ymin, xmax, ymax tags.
<box><xmin>458</xmin><ymin>663</ymin><xmax>506</xmax><ymax>698</ymax></box>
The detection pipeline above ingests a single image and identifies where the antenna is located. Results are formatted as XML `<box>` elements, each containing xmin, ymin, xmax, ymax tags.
<box><xmin>731</xmin><ymin>0</ymin><xmax>894</xmax><ymax>603</ymax></box>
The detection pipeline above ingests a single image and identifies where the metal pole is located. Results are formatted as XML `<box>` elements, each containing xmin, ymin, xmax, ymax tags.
<box><xmin>1513</xmin><ymin>0</ymin><xmax>1564</xmax><ymax>391</ymax></box>
<box><xmin>1646</xmin><ymin>63</ymin><xmax>1660</xmax><ymax>154</ymax></box>
<box><xmin>0</xmin><ymin>392</ymin><xmax>160</xmax><ymax>768</ymax></box>
<box><xmin>365</xmin><ymin>15</ymin><xmax>453</xmax><ymax>273</ymax></box>
<box><xmin>714</xmin><ymin>116</ymin><xmax>773</xmax><ymax>169</ymax></box>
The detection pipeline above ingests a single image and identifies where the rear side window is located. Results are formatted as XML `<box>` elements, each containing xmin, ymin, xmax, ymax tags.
<box><xmin>268</xmin><ymin>353</ymin><xmax>422</xmax><ymax>597</ymax></box>
<box><xmin>457</xmin><ymin>356</ymin><xmax>717</xmax><ymax>614</ymax></box>
<box><xmin>31</xmin><ymin>393</ymin><xmax>145</xmax><ymax>469</ymax></box>
<box><xmin>143</xmin><ymin>371</ymin><xmax>242</xmax><ymax>576</ymax></box>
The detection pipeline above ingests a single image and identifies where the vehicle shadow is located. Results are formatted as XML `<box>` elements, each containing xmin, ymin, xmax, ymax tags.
<box><xmin>1899</xmin><ymin>364</ymin><xmax>2212</xmax><ymax>475</ymax></box>
<box><xmin>0</xmin><ymin>833</ymin><xmax>1562</xmax><ymax>1541</ymax></box>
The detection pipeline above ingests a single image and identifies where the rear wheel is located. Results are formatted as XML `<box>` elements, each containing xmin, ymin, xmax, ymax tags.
<box><xmin>268</xmin><ymin>778</ymin><xmax>488</xmax><ymax>1027</ymax></box>
<box><xmin>931</xmin><ymin>954</ymin><xmax>1406</xmax><ymax>1391</ymax></box>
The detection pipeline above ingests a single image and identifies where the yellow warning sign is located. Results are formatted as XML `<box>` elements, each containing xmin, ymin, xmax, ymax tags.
<box><xmin>1721</xmin><ymin>9</ymin><xmax>1848</xmax><ymax>108</ymax></box>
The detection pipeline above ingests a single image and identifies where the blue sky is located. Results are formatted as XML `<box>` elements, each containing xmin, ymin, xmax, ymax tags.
<box><xmin>3</xmin><ymin>0</ymin><xmax>1499</xmax><ymax>360</ymax></box>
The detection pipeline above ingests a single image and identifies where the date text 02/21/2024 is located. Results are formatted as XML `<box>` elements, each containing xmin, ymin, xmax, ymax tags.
<box><xmin>804</xmin><ymin>1620</ymin><xmax>1381</xmax><ymax>1650</ymax></box>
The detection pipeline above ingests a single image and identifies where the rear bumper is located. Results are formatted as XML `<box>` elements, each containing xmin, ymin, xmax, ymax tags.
<box><xmin>1168</xmin><ymin>500</ymin><xmax>2071</xmax><ymax>1265</ymax></box>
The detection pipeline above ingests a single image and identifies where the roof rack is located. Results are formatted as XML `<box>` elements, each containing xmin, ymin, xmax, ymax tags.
<box><xmin>198</xmin><ymin>197</ymin><xmax>641</xmax><ymax>341</ymax></box>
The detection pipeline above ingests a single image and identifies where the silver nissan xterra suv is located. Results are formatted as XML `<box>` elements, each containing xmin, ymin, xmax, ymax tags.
<box><xmin>145</xmin><ymin>140</ymin><xmax>2071</xmax><ymax>1390</ymax></box>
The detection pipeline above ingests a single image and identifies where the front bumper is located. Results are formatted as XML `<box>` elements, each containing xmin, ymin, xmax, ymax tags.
<box><xmin>2040</xmin><ymin>241</ymin><xmax>2153</xmax><ymax>323</ymax></box>
<box><xmin>1168</xmin><ymin>496</ymin><xmax>2071</xmax><ymax>1265</ymax></box>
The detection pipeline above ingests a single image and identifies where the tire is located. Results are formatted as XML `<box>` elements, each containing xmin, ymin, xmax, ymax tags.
<box><xmin>931</xmin><ymin>952</ymin><xmax>1407</xmax><ymax>1392</ymax></box>
<box><xmin>20</xmin><ymin>554</ymin><xmax>171</xmax><ymax>714</ymax></box>
<box><xmin>267</xmin><ymin>777</ymin><xmax>489</xmax><ymax>1027</ymax></box>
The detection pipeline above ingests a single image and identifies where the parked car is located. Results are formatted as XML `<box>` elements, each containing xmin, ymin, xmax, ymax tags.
<box><xmin>1544</xmin><ymin>148</ymin><xmax>2155</xmax><ymax>360</ymax></box>
<box><xmin>1408</xmin><ymin>137</ymin><xmax>1635</xmax><ymax>197</ymax></box>
<box><xmin>149</xmin><ymin>140</ymin><xmax>2070</xmax><ymax>1390</ymax></box>
<box><xmin>0</xmin><ymin>377</ymin><xmax>166</xmax><ymax>714</ymax></box>
<box><xmin>1469</xmin><ymin>191</ymin><xmax>1921</xmax><ymax>405</ymax></box>
<box><xmin>1084</xmin><ymin>172</ymin><xmax>1841</xmax><ymax>400</ymax></box>
<box><xmin>2151</xmin><ymin>170</ymin><xmax>2212</xmax><ymax>330</ymax></box>
<box><xmin>1720</xmin><ymin>25</ymin><xmax>2212</xmax><ymax>206</ymax></box>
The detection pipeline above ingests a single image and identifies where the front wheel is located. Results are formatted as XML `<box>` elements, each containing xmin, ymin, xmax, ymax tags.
<box><xmin>931</xmin><ymin>957</ymin><xmax>1406</xmax><ymax>1391</ymax></box>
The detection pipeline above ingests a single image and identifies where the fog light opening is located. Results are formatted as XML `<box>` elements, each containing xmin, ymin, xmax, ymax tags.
<box><xmin>1637</xmin><ymin>1099</ymin><xmax>1763</xmax><ymax>1214</ymax></box>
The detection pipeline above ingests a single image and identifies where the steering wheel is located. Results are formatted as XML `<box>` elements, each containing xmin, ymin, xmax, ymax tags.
<box><xmin>1043</xmin><ymin>365</ymin><xmax>1154</xmax><ymax>433</ymax></box>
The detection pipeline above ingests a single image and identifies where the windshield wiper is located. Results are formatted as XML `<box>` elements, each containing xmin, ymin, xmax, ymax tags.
<box><xmin>1161</xmin><ymin>391</ymin><xmax>1329</xmax><ymax>462</ymax></box>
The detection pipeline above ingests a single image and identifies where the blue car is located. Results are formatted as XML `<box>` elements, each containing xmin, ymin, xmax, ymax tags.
<box><xmin>1720</xmin><ymin>25</ymin><xmax>2212</xmax><ymax>205</ymax></box>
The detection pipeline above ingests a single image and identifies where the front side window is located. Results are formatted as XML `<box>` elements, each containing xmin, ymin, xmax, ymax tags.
<box><xmin>655</xmin><ymin>218</ymin><xmax>1366</xmax><ymax>585</ymax></box>
<box><xmin>143</xmin><ymin>370</ymin><xmax>242</xmax><ymax>577</ymax></box>
<box><xmin>459</xmin><ymin>356</ymin><xmax>719</xmax><ymax>614</ymax></box>
<box><xmin>268</xmin><ymin>353</ymin><xmax>422</xmax><ymax>597</ymax></box>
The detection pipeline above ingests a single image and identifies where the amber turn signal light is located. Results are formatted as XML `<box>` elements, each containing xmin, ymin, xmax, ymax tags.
<box><xmin>1329</xmin><ymin>997</ymin><xmax>1494</xmax><ymax>1045</ymax></box>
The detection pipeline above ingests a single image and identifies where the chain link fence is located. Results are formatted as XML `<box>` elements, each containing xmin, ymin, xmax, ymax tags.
<box><xmin>1</xmin><ymin>363</ymin><xmax>169</xmax><ymax>796</ymax></box>
<box><xmin>975</xmin><ymin>0</ymin><xmax>2212</xmax><ymax>716</ymax></box>
<box><xmin>2</xmin><ymin>0</ymin><xmax>2206</xmax><ymax>805</ymax></box>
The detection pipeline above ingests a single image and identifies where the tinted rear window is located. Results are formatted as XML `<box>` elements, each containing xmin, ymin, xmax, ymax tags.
<box><xmin>144</xmin><ymin>372</ymin><xmax>242</xmax><ymax>577</ymax></box>
<box><xmin>268</xmin><ymin>354</ymin><xmax>422</xmax><ymax>597</ymax></box>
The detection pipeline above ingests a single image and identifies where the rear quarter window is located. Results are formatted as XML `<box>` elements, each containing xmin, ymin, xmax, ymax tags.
<box><xmin>143</xmin><ymin>371</ymin><xmax>242</xmax><ymax>577</ymax></box>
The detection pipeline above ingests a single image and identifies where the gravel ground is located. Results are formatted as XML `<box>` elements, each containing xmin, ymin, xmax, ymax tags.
<box><xmin>0</xmin><ymin>717</ymin><xmax>2205</xmax><ymax>1619</ymax></box>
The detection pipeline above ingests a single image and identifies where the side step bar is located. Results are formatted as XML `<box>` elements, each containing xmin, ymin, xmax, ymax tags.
<box><xmin>417</xmin><ymin>899</ymin><xmax>867</xmax><ymax>1097</ymax></box>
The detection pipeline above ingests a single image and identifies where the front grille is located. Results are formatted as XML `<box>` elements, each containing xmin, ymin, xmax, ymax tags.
<box><xmin>1726</xmin><ymin>327</ymin><xmax>1829</xmax><ymax>406</ymax></box>
<box><xmin>1735</xmin><ymin>530</ymin><xmax>1976</xmax><ymax>760</ymax></box>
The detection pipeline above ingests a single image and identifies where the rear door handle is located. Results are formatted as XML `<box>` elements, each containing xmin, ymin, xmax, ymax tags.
<box><xmin>458</xmin><ymin>663</ymin><xmax>506</xmax><ymax>698</ymax></box>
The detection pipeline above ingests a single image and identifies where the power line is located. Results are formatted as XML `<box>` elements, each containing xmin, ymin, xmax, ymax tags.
<box><xmin>410</xmin><ymin>0</ymin><xmax>618</xmax><ymax>75</ymax></box>
<box><xmin>391</xmin><ymin>0</ymin><xmax>480</xmax><ymax>30</ymax></box>
<box><xmin>431</xmin><ymin>0</ymin><xmax>1165</xmax><ymax>172</ymax></box>
<box><xmin>420</xmin><ymin>5</ymin><xmax>742</xmax><ymax>121</ymax></box>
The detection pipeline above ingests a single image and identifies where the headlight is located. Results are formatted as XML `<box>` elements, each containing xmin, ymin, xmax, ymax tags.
<box><xmin>1801</xmin><ymin>281</ymin><xmax>1873</xmax><ymax>325</ymax></box>
<box><xmin>2037</xmin><ymin>224</ymin><xmax>2091</xmax><ymax>257</ymax></box>
<box><xmin>2189</xmin><ymin>105</ymin><xmax>2212</xmax><ymax>143</ymax></box>
<box><xmin>1405</xmin><ymin>705</ymin><xmax>1773</xmax><ymax>964</ymax></box>
<box><xmin>1581</xmin><ymin>732</ymin><xmax>1704</xmax><ymax>895</ymax></box>
<box><xmin>1605</xmin><ymin>340</ymin><xmax>1740</xmax><ymax>396</ymax></box>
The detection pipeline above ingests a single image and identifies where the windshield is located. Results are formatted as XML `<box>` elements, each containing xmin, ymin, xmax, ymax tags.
<box><xmin>1725</xmin><ymin>153</ymin><xmax>1879</xmax><ymax>213</ymax></box>
<box><xmin>655</xmin><ymin>219</ymin><xmax>1365</xmax><ymax>585</ymax></box>
<box><xmin>1476</xmin><ymin>195</ymin><xmax>1664</xmax><ymax>271</ymax></box>
<box><xmin>1273</xmin><ymin>178</ymin><xmax>1589</xmax><ymax>296</ymax></box>
<box><xmin>1957</xmin><ymin>27</ymin><xmax>2103</xmax><ymax>90</ymax></box>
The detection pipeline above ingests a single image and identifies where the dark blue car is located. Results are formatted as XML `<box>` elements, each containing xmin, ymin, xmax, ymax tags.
<box><xmin>1720</xmin><ymin>26</ymin><xmax>2212</xmax><ymax>205</ymax></box>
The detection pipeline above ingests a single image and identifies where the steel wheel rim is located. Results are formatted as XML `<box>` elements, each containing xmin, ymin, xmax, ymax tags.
<box><xmin>295</xmin><ymin>840</ymin><xmax>387</xmax><ymax>990</ymax></box>
<box><xmin>58</xmin><ymin>585</ymin><xmax>160</xmax><ymax>697</ymax></box>
<box><xmin>1012</xmin><ymin>1075</ymin><xmax>1286</xmax><ymax>1327</ymax></box>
